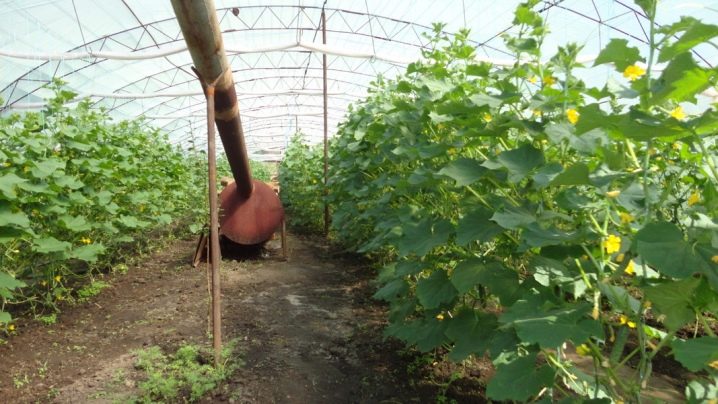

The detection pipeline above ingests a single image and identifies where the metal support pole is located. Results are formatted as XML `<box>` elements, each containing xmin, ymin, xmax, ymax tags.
<box><xmin>322</xmin><ymin>10</ymin><xmax>329</xmax><ymax>237</ymax></box>
<box><xmin>206</xmin><ymin>85</ymin><xmax>222</xmax><ymax>367</ymax></box>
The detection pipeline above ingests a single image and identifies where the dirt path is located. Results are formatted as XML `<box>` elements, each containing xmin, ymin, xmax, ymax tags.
<box><xmin>0</xmin><ymin>234</ymin><xmax>434</xmax><ymax>403</ymax></box>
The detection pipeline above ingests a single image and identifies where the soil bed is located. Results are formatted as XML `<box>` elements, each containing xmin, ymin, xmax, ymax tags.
<box><xmin>0</xmin><ymin>233</ymin><xmax>479</xmax><ymax>403</ymax></box>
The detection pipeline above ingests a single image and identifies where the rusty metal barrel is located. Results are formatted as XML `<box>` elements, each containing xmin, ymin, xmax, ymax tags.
<box><xmin>171</xmin><ymin>0</ymin><xmax>284</xmax><ymax>245</ymax></box>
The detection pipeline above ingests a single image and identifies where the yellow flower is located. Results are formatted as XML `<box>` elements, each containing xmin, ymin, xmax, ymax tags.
<box><xmin>8</xmin><ymin>324</ymin><xmax>15</xmax><ymax>332</ymax></box>
<box><xmin>643</xmin><ymin>300</ymin><xmax>652</xmax><ymax>309</ymax></box>
<box><xmin>625</xmin><ymin>260</ymin><xmax>635</xmax><ymax>275</ymax></box>
<box><xmin>566</xmin><ymin>108</ymin><xmax>580</xmax><ymax>125</ymax></box>
<box><xmin>623</xmin><ymin>64</ymin><xmax>646</xmax><ymax>81</ymax></box>
<box><xmin>687</xmin><ymin>191</ymin><xmax>701</xmax><ymax>206</ymax></box>
<box><xmin>620</xmin><ymin>212</ymin><xmax>634</xmax><ymax>224</ymax></box>
<box><xmin>709</xmin><ymin>360</ymin><xmax>718</xmax><ymax>370</ymax></box>
<box><xmin>606</xmin><ymin>190</ymin><xmax>621</xmax><ymax>198</ymax></box>
<box><xmin>576</xmin><ymin>344</ymin><xmax>591</xmax><ymax>356</ymax></box>
<box><xmin>41</xmin><ymin>280</ymin><xmax>47</xmax><ymax>286</ymax></box>
<box><xmin>669</xmin><ymin>106</ymin><xmax>686</xmax><ymax>120</ymax></box>
<box><xmin>483</xmin><ymin>113</ymin><xmax>493</xmax><ymax>123</ymax></box>
<box><xmin>54</xmin><ymin>275</ymin><xmax>62</xmax><ymax>283</ymax></box>
<box><xmin>3</xmin><ymin>162</ymin><xmax>10</xmax><ymax>167</ymax></box>
<box><xmin>533</xmin><ymin>109</ymin><xmax>542</xmax><ymax>117</ymax></box>
<box><xmin>672</xmin><ymin>142</ymin><xmax>682</xmax><ymax>150</ymax></box>
<box><xmin>543</xmin><ymin>76</ymin><xmax>556</xmax><ymax>86</ymax></box>
<box><xmin>603</xmin><ymin>234</ymin><xmax>622</xmax><ymax>254</ymax></box>
<box><xmin>619</xmin><ymin>314</ymin><xmax>636</xmax><ymax>328</ymax></box>
<box><xmin>80</xmin><ymin>237</ymin><xmax>92</xmax><ymax>245</ymax></box>
<box><xmin>712</xmin><ymin>255</ymin><xmax>718</xmax><ymax>264</ymax></box>
<box><xmin>528</xmin><ymin>76</ymin><xmax>538</xmax><ymax>84</ymax></box>
<box><xmin>616</xmin><ymin>253</ymin><xmax>625</xmax><ymax>263</ymax></box>
<box><xmin>436</xmin><ymin>313</ymin><xmax>445</xmax><ymax>321</ymax></box>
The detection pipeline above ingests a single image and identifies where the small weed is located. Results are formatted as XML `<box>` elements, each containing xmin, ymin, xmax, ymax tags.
<box><xmin>36</xmin><ymin>313</ymin><xmax>57</xmax><ymax>325</ymax></box>
<box><xmin>132</xmin><ymin>339</ymin><xmax>242</xmax><ymax>402</ymax></box>
<box><xmin>38</xmin><ymin>361</ymin><xmax>49</xmax><ymax>379</ymax></box>
<box><xmin>77</xmin><ymin>280</ymin><xmax>110</xmax><ymax>302</ymax></box>
<box><xmin>13</xmin><ymin>372</ymin><xmax>29</xmax><ymax>389</ymax></box>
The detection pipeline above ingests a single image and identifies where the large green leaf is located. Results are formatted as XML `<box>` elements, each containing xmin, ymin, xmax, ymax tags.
<box><xmin>0</xmin><ymin>173</ymin><xmax>26</xmax><ymax>199</ymax></box>
<box><xmin>495</xmin><ymin>144</ymin><xmax>545</xmax><ymax>182</ymax></box>
<box><xmin>70</xmin><ymin>243</ymin><xmax>106</xmax><ymax>263</ymax></box>
<box><xmin>500</xmin><ymin>299</ymin><xmax>604</xmax><ymax>348</ymax></box>
<box><xmin>32</xmin><ymin>237</ymin><xmax>72</xmax><ymax>254</ymax></box>
<box><xmin>416</xmin><ymin>270</ymin><xmax>458</xmax><ymax>309</ymax></box>
<box><xmin>395</xmin><ymin>218</ymin><xmax>452</xmax><ymax>257</ymax></box>
<box><xmin>59</xmin><ymin>215</ymin><xmax>92</xmax><ymax>232</ymax></box>
<box><xmin>593</xmin><ymin>38</ymin><xmax>643</xmax><ymax>70</ymax></box>
<box><xmin>0</xmin><ymin>271</ymin><xmax>26</xmax><ymax>291</ymax></box>
<box><xmin>454</xmin><ymin>260</ymin><xmax>524</xmax><ymax>305</ymax></box>
<box><xmin>445</xmin><ymin>309</ymin><xmax>498</xmax><ymax>361</ymax></box>
<box><xmin>658</xmin><ymin>17</ymin><xmax>718</xmax><ymax>62</ymax></box>
<box><xmin>633</xmin><ymin>221</ymin><xmax>701</xmax><ymax>278</ymax></box>
<box><xmin>456</xmin><ymin>207</ymin><xmax>503</xmax><ymax>245</ymax></box>
<box><xmin>0</xmin><ymin>203</ymin><xmax>30</xmax><ymax>229</ymax></box>
<box><xmin>644</xmin><ymin>277</ymin><xmax>701</xmax><ymax>331</ymax></box>
<box><xmin>550</xmin><ymin>163</ymin><xmax>590</xmax><ymax>186</ymax></box>
<box><xmin>438</xmin><ymin>158</ymin><xmax>488</xmax><ymax>186</ymax></box>
<box><xmin>486</xmin><ymin>353</ymin><xmax>555</xmax><ymax>402</ymax></box>
<box><xmin>373</xmin><ymin>278</ymin><xmax>409</xmax><ymax>302</ymax></box>
<box><xmin>597</xmin><ymin>283</ymin><xmax>641</xmax><ymax>315</ymax></box>
<box><xmin>672</xmin><ymin>337</ymin><xmax>718</xmax><ymax>372</ymax></box>
<box><xmin>31</xmin><ymin>158</ymin><xmax>65</xmax><ymax>179</ymax></box>
<box><xmin>0</xmin><ymin>311</ymin><xmax>11</xmax><ymax>324</ymax></box>
<box><xmin>651</xmin><ymin>53</ymin><xmax>717</xmax><ymax>105</ymax></box>
<box><xmin>491</xmin><ymin>206</ymin><xmax>536</xmax><ymax>230</ymax></box>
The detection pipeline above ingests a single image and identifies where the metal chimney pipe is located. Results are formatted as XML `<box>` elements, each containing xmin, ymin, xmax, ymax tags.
<box><xmin>170</xmin><ymin>0</ymin><xmax>253</xmax><ymax>199</ymax></box>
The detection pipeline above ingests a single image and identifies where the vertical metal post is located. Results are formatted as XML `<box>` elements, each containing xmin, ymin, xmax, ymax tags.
<box><xmin>206</xmin><ymin>85</ymin><xmax>222</xmax><ymax>367</ymax></box>
<box><xmin>322</xmin><ymin>9</ymin><xmax>329</xmax><ymax>237</ymax></box>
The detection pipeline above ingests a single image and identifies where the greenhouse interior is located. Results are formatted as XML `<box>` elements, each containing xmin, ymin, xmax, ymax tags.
<box><xmin>1</xmin><ymin>0</ymin><xmax>717</xmax><ymax>402</ymax></box>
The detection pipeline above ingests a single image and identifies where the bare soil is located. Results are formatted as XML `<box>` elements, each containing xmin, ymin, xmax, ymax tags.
<box><xmin>0</xmin><ymin>233</ymin><xmax>482</xmax><ymax>403</ymax></box>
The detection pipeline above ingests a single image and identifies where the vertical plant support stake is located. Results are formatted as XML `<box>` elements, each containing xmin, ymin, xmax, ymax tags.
<box><xmin>322</xmin><ymin>9</ymin><xmax>330</xmax><ymax>236</ymax></box>
<box><xmin>206</xmin><ymin>83</ymin><xmax>222</xmax><ymax>367</ymax></box>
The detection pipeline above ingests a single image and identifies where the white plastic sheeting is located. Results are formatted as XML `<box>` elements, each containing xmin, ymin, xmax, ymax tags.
<box><xmin>1</xmin><ymin>0</ymin><xmax>717</xmax><ymax>159</ymax></box>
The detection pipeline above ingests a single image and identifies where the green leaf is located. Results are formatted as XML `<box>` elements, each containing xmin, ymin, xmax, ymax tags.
<box><xmin>445</xmin><ymin>309</ymin><xmax>498</xmax><ymax>361</ymax></box>
<box><xmin>59</xmin><ymin>215</ymin><xmax>92</xmax><ymax>232</ymax></box>
<box><xmin>452</xmin><ymin>260</ymin><xmax>520</xmax><ymax>304</ymax></box>
<box><xmin>634</xmin><ymin>221</ymin><xmax>701</xmax><ymax>278</ymax></box>
<box><xmin>551</xmin><ymin>163</ymin><xmax>590</xmax><ymax>186</ymax></box>
<box><xmin>456</xmin><ymin>207</ymin><xmax>503</xmax><ymax>245</ymax></box>
<box><xmin>520</xmin><ymin>223</ymin><xmax>579</xmax><ymax>249</ymax></box>
<box><xmin>672</xmin><ymin>337</ymin><xmax>718</xmax><ymax>372</ymax></box>
<box><xmin>54</xmin><ymin>175</ymin><xmax>84</xmax><ymax>190</ymax></box>
<box><xmin>659</xmin><ymin>18</ymin><xmax>718</xmax><ymax>63</ymax></box>
<box><xmin>469</xmin><ymin>93</ymin><xmax>502</xmax><ymax>108</ymax></box>
<box><xmin>438</xmin><ymin>158</ymin><xmax>488</xmax><ymax>187</ymax></box>
<box><xmin>33</xmin><ymin>237</ymin><xmax>72</xmax><ymax>254</ymax></box>
<box><xmin>31</xmin><ymin>158</ymin><xmax>65</xmax><ymax>178</ymax></box>
<box><xmin>0</xmin><ymin>271</ymin><xmax>26</xmax><ymax>290</ymax></box>
<box><xmin>373</xmin><ymin>278</ymin><xmax>409</xmax><ymax>302</ymax></box>
<box><xmin>486</xmin><ymin>353</ymin><xmax>555</xmax><ymax>402</ymax></box>
<box><xmin>416</xmin><ymin>270</ymin><xmax>458</xmax><ymax>309</ymax></box>
<box><xmin>0</xmin><ymin>203</ymin><xmax>30</xmax><ymax>229</ymax></box>
<box><xmin>70</xmin><ymin>243</ymin><xmax>106</xmax><ymax>263</ymax></box>
<box><xmin>644</xmin><ymin>277</ymin><xmax>701</xmax><ymax>331</ymax></box>
<box><xmin>491</xmin><ymin>206</ymin><xmax>536</xmax><ymax>230</ymax></box>
<box><xmin>0</xmin><ymin>311</ymin><xmax>11</xmax><ymax>324</ymax></box>
<box><xmin>500</xmin><ymin>299</ymin><xmax>604</xmax><ymax>348</ymax></box>
<box><xmin>593</xmin><ymin>38</ymin><xmax>643</xmax><ymax>71</ymax></box>
<box><xmin>597</xmin><ymin>283</ymin><xmax>641</xmax><ymax>314</ymax></box>
<box><xmin>0</xmin><ymin>173</ymin><xmax>26</xmax><ymax>199</ymax></box>
<box><xmin>495</xmin><ymin>144</ymin><xmax>545</xmax><ymax>182</ymax></box>
<box><xmin>651</xmin><ymin>53</ymin><xmax>717</xmax><ymax>104</ymax></box>
<box><xmin>395</xmin><ymin>218</ymin><xmax>452</xmax><ymax>257</ymax></box>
